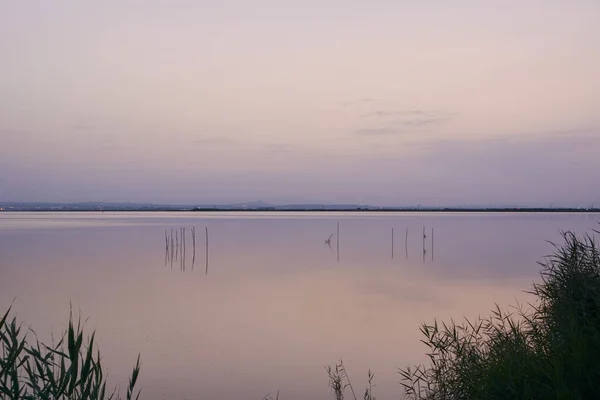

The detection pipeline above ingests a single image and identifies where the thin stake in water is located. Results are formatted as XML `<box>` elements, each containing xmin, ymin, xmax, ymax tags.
<box><xmin>205</xmin><ymin>226</ymin><xmax>209</xmax><ymax>275</ymax></box>
<box><xmin>392</xmin><ymin>228</ymin><xmax>394</xmax><ymax>260</ymax></box>
<box><xmin>423</xmin><ymin>226</ymin><xmax>426</xmax><ymax>264</ymax></box>
<box><xmin>192</xmin><ymin>227</ymin><xmax>196</xmax><ymax>270</ymax></box>
<box><xmin>431</xmin><ymin>227</ymin><xmax>434</xmax><ymax>262</ymax></box>
<box><xmin>170</xmin><ymin>228</ymin><xmax>174</xmax><ymax>261</ymax></box>
<box><xmin>337</xmin><ymin>222</ymin><xmax>340</xmax><ymax>263</ymax></box>
<box><xmin>405</xmin><ymin>227</ymin><xmax>409</xmax><ymax>259</ymax></box>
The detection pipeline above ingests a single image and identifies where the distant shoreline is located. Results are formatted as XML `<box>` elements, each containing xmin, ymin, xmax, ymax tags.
<box><xmin>1</xmin><ymin>208</ymin><xmax>599</xmax><ymax>213</ymax></box>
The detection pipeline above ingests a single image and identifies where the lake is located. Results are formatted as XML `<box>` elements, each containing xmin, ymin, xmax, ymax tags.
<box><xmin>0</xmin><ymin>212</ymin><xmax>598</xmax><ymax>399</ymax></box>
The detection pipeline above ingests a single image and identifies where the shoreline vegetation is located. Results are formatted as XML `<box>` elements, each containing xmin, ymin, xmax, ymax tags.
<box><xmin>0</xmin><ymin>307</ymin><xmax>141</xmax><ymax>400</ymax></box>
<box><xmin>2</xmin><ymin>230</ymin><xmax>599</xmax><ymax>399</ymax></box>
<box><xmin>328</xmin><ymin>229</ymin><xmax>600</xmax><ymax>400</ymax></box>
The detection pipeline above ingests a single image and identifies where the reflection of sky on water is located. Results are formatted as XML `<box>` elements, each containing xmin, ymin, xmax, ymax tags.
<box><xmin>0</xmin><ymin>212</ymin><xmax>598</xmax><ymax>399</ymax></box>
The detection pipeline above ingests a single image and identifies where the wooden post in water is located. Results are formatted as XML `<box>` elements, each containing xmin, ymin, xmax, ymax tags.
<box><xmin>391</xmin><ymin>228</ymin><xmax>394</xmax><ymax>259</ymax></box>
<box><xmin>170</xmin><ymin>228</ymin><xmax>174</xmax><ymax>262</ymax></box>
<box><xmin>176</xmin><ymin>229</ymin><xmax>179</xmax><ymax>260</ymax></box>
<box><xmin>336</xmin><ymin>222</ymin><xmax>340</xmax><ymax>263</ymax></box>
<box><xmin>192</xmin><ymin>227</ymin><xmax>196</xmax><ymax>270</ymax></box>
<box><xmin>405</xmin><ymin>227</ymin><xmax>408</xmax><ymax>259</ymax></box>
<box><xmin>422</xmin><ymin>226</ymin><xmax>426</xmax><ymax>264</ymax></box>
<box><xmin>205</xmin><ymin>226</ymin><xmax>209</xmax><ymax>275</ymax></box>
<box><xmin>431</xmin><ymin>227</ymin><xmax>434</xmax><ymax>262</ymax></box>
<box><xmin>164</xmin><ymin>230</ymin><xmax>168</xmax><ymax>267</ymax></box>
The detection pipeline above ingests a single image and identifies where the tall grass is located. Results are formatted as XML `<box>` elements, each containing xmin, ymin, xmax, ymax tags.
<box><xmin>397</xmin><ymin>231</ymin><xmax>600</xmax><ymax>400</ymax></box>
<box><xmin>330</xmin><ymin>230</ymin><xmax>600</xmax><ymax>399</ymax></box>
<box><xmin>326</xmin><ymin>360</ymin><xmax>376</xmax><ymax>400</ymax></box>
<box><xmin>0</xmin><ymin>308</ymin><xmax>141</xmax><ymax>400</ymax></box>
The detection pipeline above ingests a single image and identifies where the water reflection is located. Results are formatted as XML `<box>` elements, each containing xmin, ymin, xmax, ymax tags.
<box><xmin>1</xmin><ymin>212</ymin><xmax>597</xmax><ymax>400</ymax></box>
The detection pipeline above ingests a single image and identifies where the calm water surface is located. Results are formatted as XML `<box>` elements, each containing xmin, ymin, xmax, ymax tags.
<box><xmin>1</xmin><ymin>212</ymin><xmax>598</xmax><ymax>399</ymax></box>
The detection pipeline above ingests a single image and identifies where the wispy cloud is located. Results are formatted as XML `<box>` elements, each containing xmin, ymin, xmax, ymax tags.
<box><xmin>191</xmin><ymin>136</ymin><xmax>238</xmax><ymax>145</ymax></box>
<box><xmin>359</xmin><ymin>110</ymin><xmax>425</xmax><ymax>118</ymax></box>
<box><xmin>394</xmin><ymin>114</ymin><xmax>451</xmax><ymax>127</ymax></box>
<box><xmin>340</xmin><ymin>97</ymin><xmax>375</xmax><ymax>107</ymax></box>
<box><xmin>354</xmin><ymin>111</ymin><xmax>453</xmax><ymax>135</ymax></box>
<box><xmin>355</xmin><ymin>128</ymin><xmax>404</xmax><ymax>136</ymax></box>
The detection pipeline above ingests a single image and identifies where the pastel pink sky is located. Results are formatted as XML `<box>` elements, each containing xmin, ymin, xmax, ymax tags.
<box><xmin>1</xmin><ymin>0</ymin><xmax>599</xmax><ymax>206</ymax></box>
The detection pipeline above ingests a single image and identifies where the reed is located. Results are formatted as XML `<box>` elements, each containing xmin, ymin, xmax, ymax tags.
<box><xmin>326</xmin><ymin>360</ymin><xmax>376</xmax><ymax>400</ymax></box>
<box><xmin>327</xmin><ymin>230</ymin><xmax>600</xmax><ymax>400</ymax></box>
<box><xmin>0</xmin><ymin>307</ymin><xmax>140</xmax><ymax>400</ymax></box>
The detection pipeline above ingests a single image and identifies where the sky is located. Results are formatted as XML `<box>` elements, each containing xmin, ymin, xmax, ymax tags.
<box><xmin>1</xmin><ymin>0</ymin><xmax>599</xmax><ymax>206</ymax></box>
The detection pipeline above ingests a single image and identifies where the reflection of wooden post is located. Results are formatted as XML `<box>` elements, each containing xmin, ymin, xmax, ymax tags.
<box><xmin>205</xmin><ymin>226</ymin><xmax>209</xmax><ymax>275</ymax></box>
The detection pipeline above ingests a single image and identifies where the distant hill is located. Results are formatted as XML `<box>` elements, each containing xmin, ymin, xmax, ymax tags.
<box><xmin>224</xmin><ymin>200</ymin><xmax>273</xmax><ymax>209</ymax></box>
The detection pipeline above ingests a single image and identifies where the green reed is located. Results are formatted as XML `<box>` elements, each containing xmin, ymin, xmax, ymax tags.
<box><xmin>0</xmin><ymin>307</ymin><xmax>140</xmax><ymax>400</ymax></box>
<box><xmin>330</xmin><ymin>230</ymin><xmax>600</xmax><ymax>400</ymax></box>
